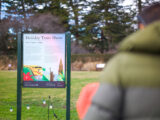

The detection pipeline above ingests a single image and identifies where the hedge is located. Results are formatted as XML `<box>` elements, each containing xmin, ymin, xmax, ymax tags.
<box><xmin>71</xmin><ymin>54</ymin><xmax>114</xmax><ymax>63</ymax></box>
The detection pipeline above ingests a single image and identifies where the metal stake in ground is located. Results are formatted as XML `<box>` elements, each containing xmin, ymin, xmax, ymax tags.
<box><xmin>48</xmin><ymin>96</ymin><xmax>51</xmax><ymax>120</ymax></box>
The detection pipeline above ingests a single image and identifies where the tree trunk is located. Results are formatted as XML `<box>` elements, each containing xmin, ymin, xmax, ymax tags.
<box><xmin>104</xmin><ymin>1</ymin><xmax>111</xmax><ymax>51</ymax></box>
<box><xmin>0</xmin><ymin>0</ymin><xmax>1</xmax><ymax>22</ymax></box>
<box><xmin>69</xmin><ymin>0</ymin><xmax>79</xmax><ymax>45</ymax></box>
<box><xmin>75</xmin><ymin>13</ymin><xmax>79</xmax><ymax>45</ymax></box>
<box><xmin>100</xmin><ymin>30</ymin><xmax>105</xmax><ymax>54</ymax></box>
<box><xmin>21</xmin><ymin>0</ymin><xmax>26</xmax><ymax>19</ymax></box>
<box><xmin>138</xmin><ymin>0</ymin><xmax>142</xmax><ymax>13</ymax></box>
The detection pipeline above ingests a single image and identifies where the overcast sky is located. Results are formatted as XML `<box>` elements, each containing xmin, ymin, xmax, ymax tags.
<box><xmin>123</xmin><ymin>0</ymin><xmax>134</xmax><ymax>6</ymax></box>
<box><xmin>2</xmin><ymin>0</ymin><xmax>158</xmax><ymax>19</ymax></box>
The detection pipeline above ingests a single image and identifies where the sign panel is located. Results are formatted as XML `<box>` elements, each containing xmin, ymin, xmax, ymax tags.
<box><xmin>23</xmin><ymin>33</ymin><xmax>65</xmax><ymax>88</ymax></box>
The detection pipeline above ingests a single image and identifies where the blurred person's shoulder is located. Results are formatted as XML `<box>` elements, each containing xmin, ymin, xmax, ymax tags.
<box><xmin>100</xmin><ymin>21</ymin><xmax>160</xmax><ymax>85</ymax></box>
<box><xmin>119</xmin><ymin>21</ymin><xmax>160</xmax><ymax>54</ymax></box>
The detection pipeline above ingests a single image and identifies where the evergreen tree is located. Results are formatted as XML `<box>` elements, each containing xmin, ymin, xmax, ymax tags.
<box><xmin>81</xmin><ymin>0</ymin><xmax>135</xmax><ymax>53</ymax></box>
<box><xmin>64</xmin><ymin>0</ymin><xmax>88</xmax><ymax>45</ymax></box>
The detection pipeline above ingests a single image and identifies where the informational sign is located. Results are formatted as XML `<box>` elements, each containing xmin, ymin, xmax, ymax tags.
<box><xmin>23</xmin><ymin>33</ymin><xmax>65</xmax><ymax>88</ymax></box>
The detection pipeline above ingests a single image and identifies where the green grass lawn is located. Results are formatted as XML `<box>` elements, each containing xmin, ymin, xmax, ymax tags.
<box><xmin>0</xmin><ymin>71</ymin><xmax>100</xmax><ymax>120</ymax></box>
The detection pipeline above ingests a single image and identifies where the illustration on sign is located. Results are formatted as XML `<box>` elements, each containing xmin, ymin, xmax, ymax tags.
<box><xmin>23</xmin><ymin>34</ymin><xmax>65</xmax><ymax>88</ymax></box>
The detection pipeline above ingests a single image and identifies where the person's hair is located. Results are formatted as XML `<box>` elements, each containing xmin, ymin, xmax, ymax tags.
<box><xmin>138</xmin><ymin>2</ymin><xmax>160</xmax><ymax>25</ymax></box>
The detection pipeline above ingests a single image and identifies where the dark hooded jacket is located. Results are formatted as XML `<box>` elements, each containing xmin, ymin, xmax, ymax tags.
<box><xmin>84</xmin><ymin>21</ymin><xmax>160</xmax><ymax>120</ymax></box>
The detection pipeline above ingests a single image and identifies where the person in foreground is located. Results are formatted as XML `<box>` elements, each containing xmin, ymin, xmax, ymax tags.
<box><xmin>77</xmin><ymin>2</ymin><xmax>160</xmax><ymax>120</ymax></box>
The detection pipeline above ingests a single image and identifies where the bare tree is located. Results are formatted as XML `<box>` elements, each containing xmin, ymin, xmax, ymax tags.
<box><xmin>26</xmin><ymin>13</ymin><xmax>65</xmax><ymax>33</ymax></box>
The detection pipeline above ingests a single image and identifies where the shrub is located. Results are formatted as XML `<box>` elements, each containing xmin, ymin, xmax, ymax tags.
<box><xmin>71</xmin><ymin>54</ymin><xmax>114</xmax><ymax>63</ymax></box>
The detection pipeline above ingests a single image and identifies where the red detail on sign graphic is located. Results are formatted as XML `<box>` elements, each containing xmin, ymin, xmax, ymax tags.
<box><xmin>23</xmin><ymin>72</ymin><xmax>33</xmax><ymax>81</ymax></box>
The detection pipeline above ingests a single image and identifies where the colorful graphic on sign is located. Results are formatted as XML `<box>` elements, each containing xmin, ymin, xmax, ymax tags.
<box><xmin>23</xmin><ymin>33</ymin><xmax>65</xmax><ymax>88</ymax></box>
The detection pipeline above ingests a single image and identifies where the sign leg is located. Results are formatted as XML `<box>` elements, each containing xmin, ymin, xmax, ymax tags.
<box><xmin>17</xmin><ymin>32</ymin><xmax>22</xmax><ymax>120</ymax></box>
<box><xmin>66</xmin><ymin>32</ymin><xmax>71</xmax><ymax>120</ymax></box>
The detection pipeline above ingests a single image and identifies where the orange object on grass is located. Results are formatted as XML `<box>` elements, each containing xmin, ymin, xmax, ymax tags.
<box><xmin>76</xmin><ymin>82</ymin><xmax>99</xmax><ymax>120</ymax></box>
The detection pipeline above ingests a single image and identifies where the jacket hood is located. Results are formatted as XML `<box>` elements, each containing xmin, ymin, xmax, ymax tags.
<box><xmin>119</xmin><ymin>21</ymin><xmax>160</xmax><ymax>54</ymax></box>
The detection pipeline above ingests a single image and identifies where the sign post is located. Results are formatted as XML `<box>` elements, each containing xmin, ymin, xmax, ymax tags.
<box><xmin>17</xmin><ymin>32</ymin><xmax>71</xmax><ymax>120</ymax></box>
<box><xmin>17</xmin><ymin>32</ymin><xmax>22</xmax><ymax>120</ymax></box>
<box><xmin>66</xmin><ymin>32</ymin><xmax>71</xmax><ymax>120</ymax></box>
